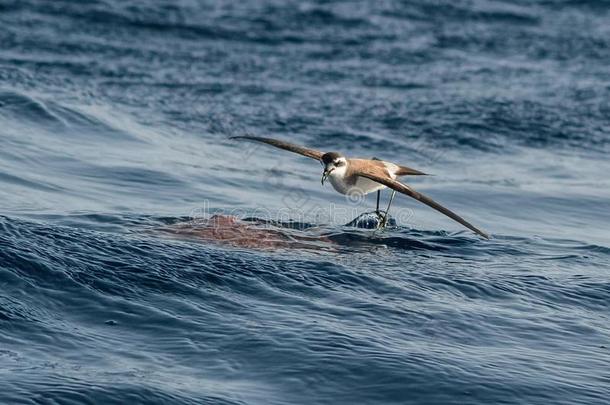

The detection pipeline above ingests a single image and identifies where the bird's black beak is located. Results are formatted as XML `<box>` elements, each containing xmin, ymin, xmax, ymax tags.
<box><xmin>321</xmin><ymin>168</ymin><xmax>333</xmax><ymax>185</ymax></box>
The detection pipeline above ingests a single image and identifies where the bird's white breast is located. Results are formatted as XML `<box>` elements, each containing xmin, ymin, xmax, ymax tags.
<box><xmin>328</xmin><ymin>170</ymin><xmax>388</xmax><ymax>195</ymax></box>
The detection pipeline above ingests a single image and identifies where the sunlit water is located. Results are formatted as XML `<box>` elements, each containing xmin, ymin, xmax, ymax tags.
<box><xmin>1</xmin><ymin>1</ymin><xmax>609</xmax><ymax>404</ymax></box>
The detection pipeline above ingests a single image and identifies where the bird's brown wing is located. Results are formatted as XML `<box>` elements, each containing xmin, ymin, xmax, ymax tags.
<box><xmin>395</xmin><ymin>164</ymin><xmax>427</xmax><ymax>176</ymax></box>
<box><xmin>230</xmin><ymin>136</ymin><xmax>324</xmax><ymax>161</ymax></box>
<box><xmin>368</xmin><ymin>157</ymin><xmax>427</xmax><ymax>176</ymax></box>
<box><xmin>356</xmin><ymin>167</ymin><xmax>490</xmax><ymax>239</ymax></box>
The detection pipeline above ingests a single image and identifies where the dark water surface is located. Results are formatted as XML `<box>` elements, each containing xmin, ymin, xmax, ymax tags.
<box><xmin>1</xmin><ymin>1</ymin><xmax>609</xmax><ymax>404</ymax></box>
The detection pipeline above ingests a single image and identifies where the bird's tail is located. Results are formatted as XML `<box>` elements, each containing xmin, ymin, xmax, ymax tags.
<box><xmin>395</xmin><ymin>165</ymin><xmax>428</xmax><ymax>176</ymax></box>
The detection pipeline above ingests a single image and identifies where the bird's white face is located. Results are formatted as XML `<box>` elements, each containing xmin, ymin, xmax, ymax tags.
<box><xmin>321</xmin><ymin>156</ymin><xmax>347</xmax><ymax>184</ymax></box>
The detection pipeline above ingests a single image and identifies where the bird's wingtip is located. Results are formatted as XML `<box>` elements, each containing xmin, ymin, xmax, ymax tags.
<box><xmin>230</xmin><ymin>135</ymin><xmax>259</xmax><ymax>141</ymax></box>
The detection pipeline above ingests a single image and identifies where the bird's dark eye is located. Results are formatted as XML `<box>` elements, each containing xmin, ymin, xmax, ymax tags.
<box><xmin>335</xmin><ymin>160</ymin><xmax>345</xmax><ymax>167</ymax></box>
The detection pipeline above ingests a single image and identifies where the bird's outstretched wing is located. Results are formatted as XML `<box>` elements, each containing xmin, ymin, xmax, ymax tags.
<box><xmin>370</xmin><ymin>158</ymin><xmax>428</xmax><ymax>176</ymax></box>
<box><xmin>356</xmin><ymin>167</ymin><xmax>490</xmax><ymax>239</ymax></box>
<box><xmin>230</xmin><ymin>136</ymin><xmax>324</xmax><ymax>161</ymax></box>
<box><xmin>395</xmin><ymin>165</ymin><xmax>427</xmax><ymax>176</ymax></box>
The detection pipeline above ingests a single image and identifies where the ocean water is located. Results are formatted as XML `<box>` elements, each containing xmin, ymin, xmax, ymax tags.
<box><xmin>1</xmin><ymin>0</ymin><xmax>609</xmax><ymax>404</ymax></box>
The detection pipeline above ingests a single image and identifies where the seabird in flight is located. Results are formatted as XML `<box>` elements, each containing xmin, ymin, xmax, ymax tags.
<box><xmin>231</xmin><ymin>136</ymin><xmax>489</xmax><ymax>239</ymax></box>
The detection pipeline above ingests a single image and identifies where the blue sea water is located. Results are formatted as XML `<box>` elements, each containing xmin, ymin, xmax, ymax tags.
<box><xmin>1</xmin><ymin>0</ymin><xmax>609</xmax><ymax>403</ymax></box>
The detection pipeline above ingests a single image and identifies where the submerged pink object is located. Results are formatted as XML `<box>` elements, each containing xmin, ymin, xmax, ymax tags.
<box><xmin>162</xmin><ymin>215</ymin><xmax>333</xmax><ymax>251</ymax></box>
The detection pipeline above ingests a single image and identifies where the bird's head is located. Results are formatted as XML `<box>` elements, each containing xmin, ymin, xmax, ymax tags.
<box><xmin>321</xmin><ymin>152</ymin><xmax>347</xmax><ymax>185</ymax></box>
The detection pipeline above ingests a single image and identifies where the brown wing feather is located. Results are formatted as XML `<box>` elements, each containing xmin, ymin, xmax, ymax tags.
<box><xmin>369</xmin><ymin>157</ymin><xmax>427</xmax><ymax>176</ymax></box>
<box><xmin>230</xmin><ymin>136</ymin><xmax>324</xmax><ymax>161</ymax></box>
<box><xmin>356</xmin><ymin>168</ymin><xmax>489</xmax><ymax>239</ymax></box>
<box><xmin>349</xmin><ymin>159</ymin><xmax>390</xmax><ymax>176</ymax></box>
<box><xmin>395</xmin><ymin>165</ymin><xmax>427</xmax><ymax>176</ymax></box>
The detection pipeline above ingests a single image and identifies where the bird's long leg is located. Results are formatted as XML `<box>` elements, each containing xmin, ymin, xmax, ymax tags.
<box><xmin>380</xmin><ymin>190</ymin><xmax>396</xmax><ymax>228</ymax></box>
<box><xmin>371</xmin><ymin>157</ymin><xmax>384</xmax><ymax>222</ymax></box>
<box><xmin>375</xmin><ymin>190</ymin><xmax>381</xmax><ymax>216</ymax></box>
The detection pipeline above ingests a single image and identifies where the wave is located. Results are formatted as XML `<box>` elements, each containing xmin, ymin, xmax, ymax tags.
<box><xmin>1</xmin><ymin>1</ymin><xmax>609</xmax><ymax>403</ymax></box>
<box><xmin>0</xmin><ymin>90</ymin><xmax>145</xmax><ymax>142</ymax></box>
<box><xmin>1</xmin><ymin>213</ymin><xmax>609</xmax><ymax>404</ymax></box>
